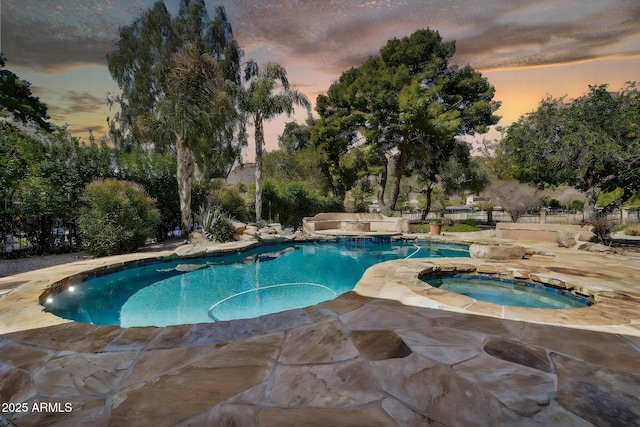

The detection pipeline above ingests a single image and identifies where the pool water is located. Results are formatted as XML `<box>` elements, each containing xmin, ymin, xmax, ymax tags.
<box><xmin>43</xmin><ymin>240</ymin><xmax>469</xmax><ymax>327</ymax></box>
<box><xmin>423</xmin><ymin>274</ymin><xmax>593</xmax><ymax>309</ymax></box>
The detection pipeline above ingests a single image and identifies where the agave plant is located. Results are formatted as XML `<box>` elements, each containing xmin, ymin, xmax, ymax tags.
<box><xmin>195</xmin><ymin>206</ymin><xmax>236</xmax><ymax>242</ymax></box>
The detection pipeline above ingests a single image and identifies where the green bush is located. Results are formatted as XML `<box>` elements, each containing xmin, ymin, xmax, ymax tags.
<box><xmin>79</xmin><ymin>179</ymin><xmax>160</xmax><ymax>256</ymax></box>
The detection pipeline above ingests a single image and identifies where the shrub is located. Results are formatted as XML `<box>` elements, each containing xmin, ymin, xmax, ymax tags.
<box><xmin>589</xmin><ymin>217</ymin><xmax>613</xmax><ymax>245</ymax></box>
<box><xmin>624</xmin><ymin>224</ymin><xmax>640</xmax><ymax>236</ymax></box>
<box><xmin>195</xmin><ymin>206</ymin><xmax>236</xmax><ymax>242</ymax></box>
<box><xmin>79</xmin><ymin>179</ymin><xmax>160</xmax><ymax>256</ymax></box>
<box><xmin>217</xmin><ymin>186</ymin><xmax>247</xmax><ymax>220</ymax></box>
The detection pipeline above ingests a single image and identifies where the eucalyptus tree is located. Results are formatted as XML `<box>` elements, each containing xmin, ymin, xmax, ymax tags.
<box><xmin>239</xmin><ymin>61</ymin><xmax>311</xmax><ymax>222</ymax></box>
<box><xmin>107</xmin><ymin>0</ymin><xmax>243</xmax><ymax>232</ymax></box>
<box><xmin>313</xmin><ymin>29</ymin><xmax>500</xmax><ymax>210</ymax></box>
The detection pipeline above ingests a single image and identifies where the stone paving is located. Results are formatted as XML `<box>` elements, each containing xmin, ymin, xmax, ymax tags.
<box><xmin>1</xmin><ymin>235</ymin><xmax>640</xmax><ymax>426</ymax></box>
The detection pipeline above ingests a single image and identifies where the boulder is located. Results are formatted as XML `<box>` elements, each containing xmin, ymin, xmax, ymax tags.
<box><xmin>469</xmin><ymin>243</ymin><xmax>525</xmax><ymax>260</ymax></box>
<box><xmin>187</xmin><ymin>232</ymin><xmax>207</xmax><ymax>244</ymax></box>
<box><xmin>556</xmin><ymin>230</ymin><xmax>577</xmax><ymax>248</ymax></box>
<box><xmin>577</xmin><ymin>229</ymin><xmax>596</xmax><ymax>242</ymax></box>
<box><xmin>243</xmin><ymin>225</ymin><xmax>259</xmax><ymax>237</ymax></box>
<box><xmin>174</xmin><ymin>244</ymin><xmax>207</xmax><ymax>257</ymax></box>
<box><xmin>232</xmin><ymin>220</ymin><xmax>247</xmax><ymax>235</ymax></box>
<box><xmin>259</xmin><ymin>226</ymin><xmax>278</xmax><ymax>235</ymax></box>
<box><xmin>269</xmin><ymin>223</ymin><xmax>283</xmax><ymax>234</ymax></box>
<box><xmin>232</xmin><ymin>220</ymin><xmax>248</xmax><ymax>241</ymax></box>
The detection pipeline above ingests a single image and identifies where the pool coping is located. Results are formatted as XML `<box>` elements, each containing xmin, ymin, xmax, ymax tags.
<box><xmin>1</xmin><ymin>235</ymin><xmax>639</xmax><ymax>337</ymax></box>
<box><xmin>354</xmin><ymin>255</ymin><xmax>640</xmax><ymax>336</ymax></box>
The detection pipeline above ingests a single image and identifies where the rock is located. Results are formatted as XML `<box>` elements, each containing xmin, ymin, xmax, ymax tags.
<box><xmin>187</xmin><ymin>232</ymin><xmax>207</xmax><ymax>244</ymax></box>
<box><xmin>577</xmin><ymin>242</ymin><xmax>616</xmax><ymax>253</ymax></box>
<box><xmin>556</xmin><ymin>230</ymin><xmax>577</xmax><ymax>248</ymax></box>
<box><xmin>269</xmin><ymin>223</ymin><xmax>283</xmax><ymax>233</ymax></box>
<box><xmin>231</xmin><ymin>220</ymin><xmax>246</xmax><ymax>235</ymax></box>
<box><xmin>259</xmin><ymin>234</ymin><xmax>289</xmax><ymax>243</ymax></box>
<box><xmin>243</xmin><ymin>225</ymin><xmax>259</xmax><ymax>237</ymax></box>
<box><xmin>552</xmin><ymin>353</ymin><xmax>640</xmax><ymax>426</ymax></box>
<box><xmin>174</xmin><ymin>264</ymin><xmax>208</xmax><ymax>273</ymax></box>
<box><xmin>259</xmin><ymin>226</ymin><xmax>278</xmax><ymax>235</ymax></box>
<box><xmin>174</xmin><ymin>244</ymin><xmax>207</xmax><ymax>257</ymax></box>
<box><xmin>231</xmin><ymin>221</ymin><xmax>248</xmax><ymax>241</ymax></box>
<box><xmin>577</xmin><ymin>229</ymin><xmax>596</xmax><ymax>242</ymax></box>
<box><xmin>469</xmin><ymin>243</ymin><xmax>525</xmax><ymax>260</ymax></box>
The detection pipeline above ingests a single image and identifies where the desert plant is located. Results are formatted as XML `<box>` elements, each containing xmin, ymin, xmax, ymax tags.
<box><xmin>195</xmin><ymin>206</ymin><xmax>235</xmax><ymax>242</ymax></box>
<box><xmin>79</xmin><ymin>179</ymin><xmax>160</xmax><ymax>256</ymax></box>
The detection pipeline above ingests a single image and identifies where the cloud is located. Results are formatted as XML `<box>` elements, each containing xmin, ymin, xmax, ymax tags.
<box><xmin>5</xmin><ymin>0</ymin><xmax>639</xmax><ymax>77</ymax></box>
<box><xmin>223</xmin><ymin>0</ymin><xmax>640</xmax><ymax>73</ymax></box>
<box><xmin>68</xmin><ymin>124</ymin><xmax>107</xmax><ymax>136</ymax></box>
<box><xmin>45</xmin><ymin>89</ymin><xmax>108</xmax><ymax>121</ymax></box>
<box><xmin>1</xmin><ymin>0</ymin><xmax>153</xmax><ymax>72</ymax></box>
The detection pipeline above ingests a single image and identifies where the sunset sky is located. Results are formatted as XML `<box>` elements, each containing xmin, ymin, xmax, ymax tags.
<box><xmin>2</xmin><ymin>0</ymin><xmax>639</xmax><ymax>160</ymax></box>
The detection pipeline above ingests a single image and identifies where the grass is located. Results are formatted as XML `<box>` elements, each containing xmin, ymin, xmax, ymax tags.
<box><xmin>410</xmin><ymin>222</ymin><xmax>482</xmax><ymax>233</ymax></box>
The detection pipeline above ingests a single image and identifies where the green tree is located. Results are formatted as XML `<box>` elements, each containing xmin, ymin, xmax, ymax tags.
<box><xmin>240</xmin><ymin>61</ymin><xmax>311</xmax><ymax>222</ymax></box>
<box><xmin>3</xmin><ymin>126</ymin><xmax>114</xmax><ymax>255</ymax></box>
<box><xmin>412</xmin><ymin>138</ymin><xmax>490</xmax><ymax>218</ymax></box>
<box><xmin>500</xmin><ymin>83</ymin><xmax>640</xmax><ymax>217</ymax></box>
<box><xmin>107</xmin><ymin>1</ymin><xmax>243</xmax><ymax>233</ymax></box>
<box><xmin>313</xmin><ymin>29</ymin><xmax>500</xmax><ymax>210</ymax></box>
<box><xmin>0</xmin><ymin>54</ymin><xmax>52</xmax><ymax>131</ymax></box>
<box><xmin>278</xmin><ymin>120</ymin><xmax>311</xmax><ymax>151</ymax></box>
<box><xmin>153</xmin><ymin>45</ymin><xmax>237</xmax><ymax>233</ymax></box>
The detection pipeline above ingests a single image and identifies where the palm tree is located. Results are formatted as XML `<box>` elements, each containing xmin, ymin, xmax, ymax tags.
<box><xmin>240</xmin><ymin>61</ymin><xmax>311</xmax><ymax>222</ymax></box>
<box><xmin>152</xmin><ymin>44</ymin><xmax>239</xmax><ymax>233</ymax></box>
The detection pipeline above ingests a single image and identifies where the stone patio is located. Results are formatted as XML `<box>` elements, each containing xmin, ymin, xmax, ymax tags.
<box><xmin>1</xmin><ymin>235</ymin><xmax>640</xmax><ymax>426</ymax></box>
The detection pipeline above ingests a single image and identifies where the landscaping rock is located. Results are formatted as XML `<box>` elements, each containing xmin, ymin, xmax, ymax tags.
<box><xmin>231</xmin><ymin>220</ymin><xmax>246</xmax><ymax>237</ymax></box>
<box><xmin>259</xmin><ymin>226</ymin><xmax>278</xmax><ymax>235</ymax></box>
<box><xmin>469</xmin><ymin>243</ymin><xmax>525</xmax><ymax>260</ymax></box>
<box><xmin>187</xmin><ymin>232</ymin><xmax>207</xmax><ymax>245</ymax></box>
<box><xmin>556</xmin><ymin>230</ymin><xmax>577</xmax><ymax>248</ymax></box>
<box><xmin>243</xmin><ymin>225</ymin><xmax>259</xmax><ymax>237</ymax></box>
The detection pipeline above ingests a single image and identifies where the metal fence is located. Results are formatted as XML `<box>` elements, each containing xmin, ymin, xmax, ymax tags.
<box><xmin>403</xmin><ymin>209</ymin><xmax>636</xmax><ymax>225</ymax></box>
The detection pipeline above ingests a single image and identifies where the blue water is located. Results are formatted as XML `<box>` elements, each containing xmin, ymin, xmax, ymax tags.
<box><xmin>43</xmin><ymin>240</ymin><xmax>469</xmax><ymax>327</ymax></box>
<box><xmin>423</xmin><ymin>274</ymin><xmax>592</xmax><ymax>309</ymax></box>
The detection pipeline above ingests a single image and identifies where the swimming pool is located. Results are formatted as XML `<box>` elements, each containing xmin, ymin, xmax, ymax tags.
<box><xmin>42</xmin><ymin>240</ymin><xmax>470</xmax><ymax>327</ymax></box>
<box><xmin>422</xmin><ymin>274</ymin><xmax>593</xmax><ymax>309</ymax></box>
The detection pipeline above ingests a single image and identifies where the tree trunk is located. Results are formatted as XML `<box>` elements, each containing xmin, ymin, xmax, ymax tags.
<box><xmin>376</xmin><ymin>160</ymin><xmax>388</xmax><ymax>211</ymax></box>
<box><xmin>176</xmin><ymin>136</ymin><xmax>194</xmax><ymax>235</ymax></box>
<box><xmin>255</xmin><ymin>116</ymin><xmax>264</xmax><ymax>222</ymax></box>
<box><xmin>583</xmin><ymin>186</ymin><xmax>600</xmax><ymax>221</ymax></box>
<box><xmin>387</xmin><ymin>148</ymin><xmax>408</xmax><ymax>211</ymax></box>
<box><xmin>420</xmin><ymin>185</ymin><xmax>435</xmax><ymax>220</ymax></box>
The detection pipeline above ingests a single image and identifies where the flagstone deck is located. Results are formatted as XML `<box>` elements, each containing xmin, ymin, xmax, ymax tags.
<box><xmin>1</xmin><ymin>236</ymin><xmax>639</xmax><ymax>426</ymax></box>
